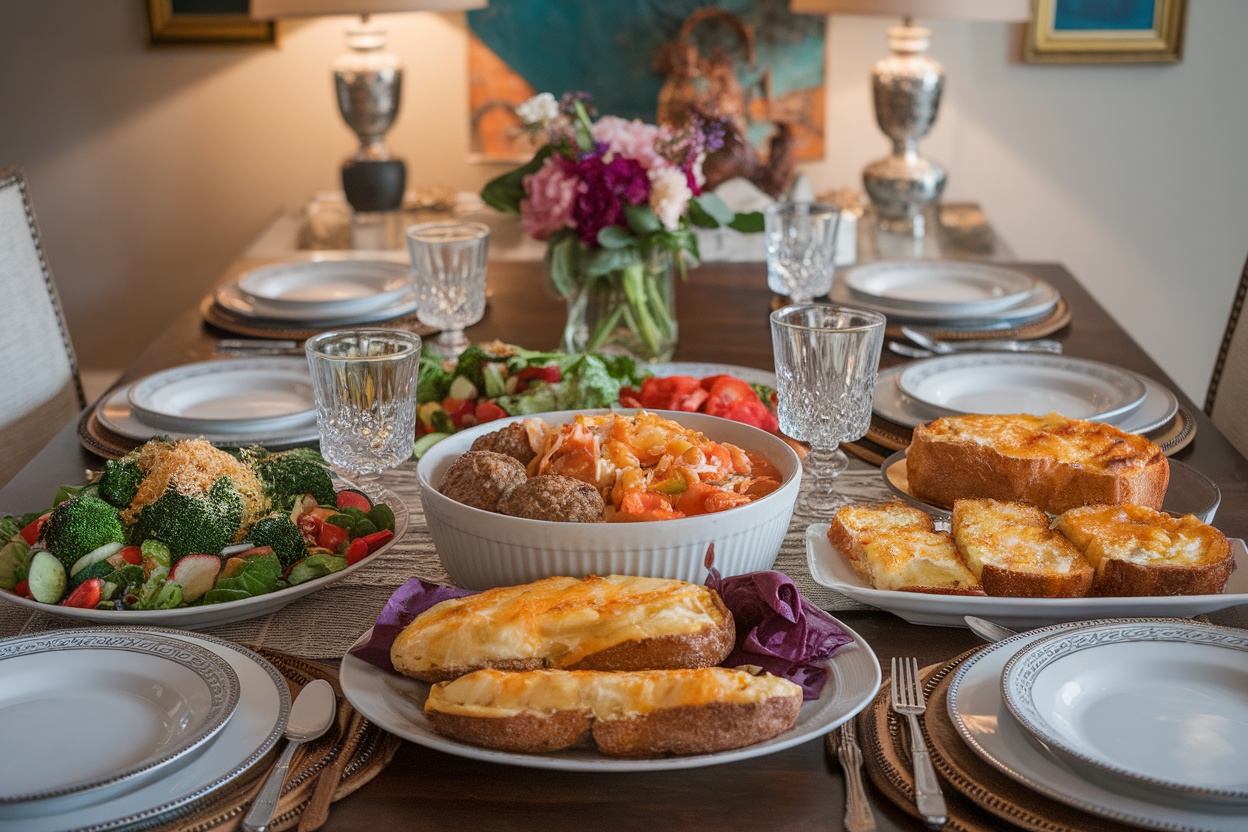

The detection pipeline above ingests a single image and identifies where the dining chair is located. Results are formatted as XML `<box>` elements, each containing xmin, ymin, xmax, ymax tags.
<box><xmin>1206</xmin><ymin>252</ymin><xmax>1248</xmax><ymax>458</ymax></box>
<box><xmin>0</xmin><ymin>165</ymin><xmax>85</xmax><ymax>487</ymax></box>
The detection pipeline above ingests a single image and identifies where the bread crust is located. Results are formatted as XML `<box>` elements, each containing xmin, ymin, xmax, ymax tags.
<box><xmin>425</xmin><ymin>708</ymin><xmax>592</xmax><ymax>753</ymax></box>
<box><xmin>1092</xmin><ymin>556</ymin><xmax>1234</xmax><ymax>597</ymax></box>
<box><xmin>568</xmin><ymin>592</ymin><xmax>735</xmax><ymax>673</ymax></box>
<box><xmin>591</xmin><ymin>697</ymin><xmax>802</xmax><ymax>758</ymax></box>
<box><xmin>952</xmin><ymin>498</ymin><xmax>1093</xmax><ymax>598</ymax></box>
<box><xmin>907</xmin><ymin>414</ymin><xmax>1169</xmax><ymax>515</ymax></box>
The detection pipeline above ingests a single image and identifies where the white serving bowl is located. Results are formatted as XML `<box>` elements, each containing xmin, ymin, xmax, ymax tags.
<box><xmin>417</xmin><ymin>409</ymin><xmax>802</xmax><ymax>589</ymax></box>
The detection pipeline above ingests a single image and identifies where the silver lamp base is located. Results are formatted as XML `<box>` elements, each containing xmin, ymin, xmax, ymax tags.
<box><xmin>864</xmin><ymin>152</ymin><xmax>945</xmax><ymax>236</ymax></box>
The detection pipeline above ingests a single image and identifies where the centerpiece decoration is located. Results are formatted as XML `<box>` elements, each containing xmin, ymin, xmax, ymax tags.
<box><xmin>482</xmin><ymin>92</ymin><xmax>762</xmax><ymax>362</ymax></box>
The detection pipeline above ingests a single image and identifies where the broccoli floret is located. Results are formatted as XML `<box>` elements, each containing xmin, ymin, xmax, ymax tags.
<box><xmin>130</xmin><ymin>477</ymin><xmax>245</xmax><ymax>561</ymax></box>
<box><xmin>243</xmin><ymin>514</ymin><xmax>308</xmax><ymax>569</ymax></box>
<box><xmin>41</xmin><ymin>494</ymin><xmax>125</xmax><ymax>570</ymax></box>
<box><xmin>449</xmin><ymin>343</ymin><xmax>493</xmax><ymax>390</ymax></box>
<box><xmin>247</xmin><ymin>447</ymin><xmax>336</xmax><ymax>510</ymax></box>
<box><xmin>97</xmin><ymin>459</ymin><xmax>143</xmax><ymax>509</ymax></box>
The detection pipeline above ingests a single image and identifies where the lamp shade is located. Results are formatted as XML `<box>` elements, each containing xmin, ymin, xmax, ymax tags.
<box><xmin>789</xmin><ymin>0</ymin><xmax>1029</xmax><ymax>21</ymax></box>
<box><xmin>251</xmin><ymin>0</ymin><xmax>486</xmax><ymax>18</ymax></box>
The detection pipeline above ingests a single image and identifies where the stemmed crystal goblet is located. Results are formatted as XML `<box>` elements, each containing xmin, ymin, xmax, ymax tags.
<box><xmin>405</xmin><ymin>221</ymin><xmax>490</xmax><ymax>358</ymax></box>
<box><xmin>305</xmin><ymin>328</ymin><xmax>422</xmax><ymax>481</ymax></box>
<box><xmin>770</xmin><ymin>304</ymin><xmax>886</xmax><ymax>518</ymax></box>
<box><xmin>764</xmin><ymin>202</ymin><xmax>842</xmax><ymax>303</ymax></box>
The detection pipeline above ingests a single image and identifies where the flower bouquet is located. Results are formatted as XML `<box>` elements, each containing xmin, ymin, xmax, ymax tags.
<box><xmin>482</xmin><ymin>92</ymin><xmax>762</xmax><ymax>362</ymax></box>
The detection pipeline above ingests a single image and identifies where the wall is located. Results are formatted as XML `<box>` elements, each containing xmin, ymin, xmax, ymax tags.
<box><xmin>1</xmin><ymin>1</ymin><xmax>1245</xmax><ymax>405</ymax></box>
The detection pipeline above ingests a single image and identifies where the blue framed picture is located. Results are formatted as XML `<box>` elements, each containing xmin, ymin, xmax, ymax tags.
<box><xmin>1025</xmin><ymin>0</ymin><xmax>1186</xmax><ymax>63</ymax></box>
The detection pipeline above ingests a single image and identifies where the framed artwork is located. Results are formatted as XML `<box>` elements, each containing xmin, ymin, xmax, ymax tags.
<box><xmin>146</xmin><ymin>0</ymin><xmax>276</xmax><ymax>46</ymax></box>
<box><xmin>466</xmin><ymin>0</ymin><xmax>826</xmax><ymax>163</ymax></box>
<box><xmin>1024</xmin><ymin>0</ymin><xmax>1186</xmax><ymax>64</ymax></box>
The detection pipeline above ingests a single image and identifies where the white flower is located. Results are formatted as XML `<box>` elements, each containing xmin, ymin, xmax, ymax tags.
<box><xmin>516</xmin><ymin>92</ymin><xmax>559</xmax><ymax>127</ymax></box>
<box><xmin>649</xmin><ymin>165</ymin><xmax>692</xmax><ymax>230</ymax></box>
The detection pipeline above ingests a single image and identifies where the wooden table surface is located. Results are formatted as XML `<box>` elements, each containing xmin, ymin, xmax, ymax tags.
<box><xmin>2</xmin><ymin>259</ymin><xmax>1246</xmax><ymax>831</ymax></box>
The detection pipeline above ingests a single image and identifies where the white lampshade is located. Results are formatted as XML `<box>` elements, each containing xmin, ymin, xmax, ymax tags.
<box><xmin>251</xmin><ymin>0</ymin><xmax>486</xmax><ymax>18</ymax></box>
<box><xmin>789</xmin><ymin>0</ymin><xmax>1029</xmax><ymax>22</ymax></box>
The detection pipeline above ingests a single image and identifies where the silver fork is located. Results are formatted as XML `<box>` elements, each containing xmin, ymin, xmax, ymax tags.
<box><xmin>833</xmin><ymin>720</ymin><xmax>876</xmax><ymax>832</ymax></box>
<box><xmin>890</xmin><ymin>657</ymin><xmax>947</xmax><ymax>828</ymax></box>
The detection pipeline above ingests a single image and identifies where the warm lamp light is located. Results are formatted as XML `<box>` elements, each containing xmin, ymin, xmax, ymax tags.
<box><xmin>252</xmin><ymin>0</ymin><xmax>487</xmax><ymax>212</ymax></box>
<box><xmin>791</xmin><ymin>0</ymin><xmax>1029</xmax><ymax>236</ymax></box>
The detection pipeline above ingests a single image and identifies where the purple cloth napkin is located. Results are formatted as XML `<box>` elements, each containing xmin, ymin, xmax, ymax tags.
<box><xmin>351</xmin><ymin>570</ymin><xmax>854</xmax><ymax>699</ymax></box>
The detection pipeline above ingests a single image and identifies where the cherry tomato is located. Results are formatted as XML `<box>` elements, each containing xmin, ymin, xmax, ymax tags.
<box><xmin>475</xmin><ymin>400</ymin><xmax>508</xmax><ymax>423</ymax></box>
<box><xmin>62</xmin><ymin>578</ymin><xmax>103</xmax><ymax>609</ymax></box>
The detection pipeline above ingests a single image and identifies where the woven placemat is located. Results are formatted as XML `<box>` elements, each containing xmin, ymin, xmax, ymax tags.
<box><xmin>152</xmin><ymin>647</ymin><xmax>402</xmax><ymax>832</ymax></box>
<box><xmin>884</xmin><ymin>297</ymin><xmax>1072</xmax><ymax>342</ymax></box>
<box><xmin>199</xmin><ymin>294</ymin><xmax>437</xmax><ymax>341</ymax></box>
<box><xmin>79</xmin><ymin>404</ymin><xmax>141</xmax><ymax>459</ymax></box>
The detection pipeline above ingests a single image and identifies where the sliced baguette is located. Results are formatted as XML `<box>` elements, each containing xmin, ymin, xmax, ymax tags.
<box><xmin>1056</xmin><ymin>503</ymin><xmax>1235</xmax><ymax>596</ymax></box>
<box><xmin>423</xmin><ymin>667</ymin><xmax>803</xmax><ymax>757</ymax></box>
<box><xmin>907</xmin><ymin>412</ymin><xmax>1169</xmax><ymax>515</ymax></box>
<box><xmin>951</xmin><ymin>498</ymin><xmax>1093</xmax><ymax>597</ymax></box>
<box><xmin>827</xmin><ymin>501</ymin><xmax>934</xmax><ymax>581</ymax></box>
<box><xmin>390</xmin><ymin>575</ymin><xmax>735</xmax><ymax>682</ymax></box>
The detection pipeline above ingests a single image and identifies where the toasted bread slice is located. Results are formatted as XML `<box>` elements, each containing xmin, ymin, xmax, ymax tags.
<box><xmin>424</xmin><ymin>667</ymin><xmax>803</xmax><ymax>757</ymax></box>
<box><xmin>952</xmin><ymin>498</ymin><xmax>1093</xmax><ymax>597</ymax></box>
<box><xmin>1056</xmin><ymin>504</ymin><xmax>1235</xmax><ymax>596</ymax></box>
<box><xmin>907</xmin><ymin>412</ymin><xmax>1170</xmax><ymax>515</ymax></box>
<box><xmin>829</xmin><ymin>502</ymin><xmax>983</xmax><ymax>595</ymax></box>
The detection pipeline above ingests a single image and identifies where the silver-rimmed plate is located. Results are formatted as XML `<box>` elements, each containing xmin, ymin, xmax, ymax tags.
<box><xmin>873</xmin><ymin>364</ymin><xmax>1180</xmax><ymax>434</ymax></box>
<box><xmin>340</xmin><ymin>617</ymin><xmax>880</xmax><ymax>772</ymax></box>
<box><xmin>127</xmin><ymin>358</ymin><xmax>316</xmax><ymax>435</ymax></box>
<box><xmin>0</xmin><ymin>631</ymin><xmax>239</xmax><ymax>808</ymax></box>
<box><xmin>895</xmin><ymin>353</ymin><xmax>1148</xmax><ymax>423</ymax></box>
<box><xmin>236</xmin><ymin>258</ymin><xmax>413</xmax><ymax>317</ymax></box>
<box><xmin>843</xmin><ymin>261</ymin><xmax>1036</xmax><ymax>315</ymax></box>
<box><xmin>215</xmin><ymin>282</ymin><xmax>418</xmax><ymax>325</ymax></box>
<box><xmin>0</xmin><ymin>628</ymin><xmax>288</xmax><ymax>832</ymax></box>
<box><xmin>829</xmin><ymin>272</ymin><xmax>1060</xmax><ymax>328</ymax></box>
<box><xmin>948</xmin><ymin>619</ymin><xmax>1248</xmax><ymax>830</ymax></box>
<box><xmin>1001</xmin><ymin>620</ymin><xmax>1248</xmax><ymax>806</ymax></box>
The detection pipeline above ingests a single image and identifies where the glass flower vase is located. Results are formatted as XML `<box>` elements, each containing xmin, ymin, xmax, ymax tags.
<box><xmin>560</xmin><ymin>247</ymin><xmax>678</xmax><ymax>363</ymax></box>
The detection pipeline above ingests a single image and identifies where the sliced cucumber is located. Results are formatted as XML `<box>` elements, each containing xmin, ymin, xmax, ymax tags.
<box><xmin>68</xmin><ymin>558</ymin><xmax>118</xmax><ymax>591</ymax></box>
<box><xmin>27</xmin><ymin>550</ymin><xmax>66</xmax><ymax>604</ymax></box>
<box><xmin>69</xmin><ymin>542</ymin><xmax>125</xmax><ymax>578</ymax></box>
<box><xmin>412</xmin><ymin>432</ymin><xmax>449</xmax><ymax>460</ymax></box>
<box><xmin>448</xmin><ymin>375</ymin><xmax>478</xmax><ymax>401</ymax></box>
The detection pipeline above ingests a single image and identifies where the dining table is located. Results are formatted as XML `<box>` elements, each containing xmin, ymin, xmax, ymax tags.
<box><xmin>2</xmin><ymin>256</ymin><xmax>1247</xmax><ymax>832</ymax></box>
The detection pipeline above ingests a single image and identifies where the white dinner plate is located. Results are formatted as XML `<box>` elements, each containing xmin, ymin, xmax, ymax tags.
<box><xmin>1001</xmin><ymin>620</ymin><xmax>1248</xmax><ymax>806</ymax></box>
<box><xmin>340</xmin><ymin>618</ymin><xmax>880</xmax><ymax>772</ymax></box>
<box><xmin>829</xmin><ymin>272</ymin><xmax>1060</xmax><ymax>328</ymax></box>
<box><xmin>879</xmin><ymin>451</ymin><xmax>1221</xmax><ymax>523</ymax></box>
<box><xmin>0</xmin><ymin>628</ymin><xmax>288</xmax><ymax>832</ymax></box>
<box><xmin>236</xmin><ymin>258</ymin><xmax>413</xmax><ymax>317</ymax></box>
<box><xmin>895</xmin><ymin>353</ymin><xmax>1148</xmax><ymax>423</ymax></box>
<box><xmin>0</xmin><ymin>479</ymin><xmax>407</xmax><ymax>630</ymax></box>
<box><xmin>0</xmin><ymin>631</ymin><xmax>238</xmax><ymax>807</ymax></box>
<box><xmin>873</xmin><ymin>364</ymin><xmax>1180</xmax><ymax>435</ymax></box>
<box><xmin>99</xmin><ymin>381</ymin><xmax>320</xmax><ymax>449</ymax></box>
<box><xmin>127</xmin><ymin>358</ymin><xmax>316</xmax><ymax>435</ymax></box>
<box><xmin>948</xmin><ymin>619</ymin><xmax>1248</xmax><ymax>831</ymax></box>
<box><xmin>215</xmin><ymin>282</ymin><xmax>418</xmax><ymax>325</ymax></box>
<box><xmin>843</xmin><ymin>261</ymin><xmax>1036</xmax><ymax>315</ymax></box>
<box><xmin>805</xmin><ymin>524</ymin><xmax>1248</xmax><ymax>629</ymax></box>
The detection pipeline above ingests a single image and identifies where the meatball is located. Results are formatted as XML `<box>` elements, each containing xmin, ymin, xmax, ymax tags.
<box><xmin>439</xmin><ymin>450</ymin><xmax>528</xmax><ymax>512</ymax></box>
<box><xmin>497</xmin><ymin>475</ymin><xmax>605</xmax><ymax>523</ymax></box>
<box><xmin>469</xmin><ymin>422</ymin><xmax>536</xmax><ymax>466</ymax></box>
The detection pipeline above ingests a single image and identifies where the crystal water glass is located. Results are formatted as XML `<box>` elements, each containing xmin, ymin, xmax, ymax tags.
<box><xmin>406</xmin><ymin>221</ymin><xmax>489</xmax><ymax>357</ymax></box>
<box><xmin>764</xmin><ymin>202</ymin><xmax>842</xmax><ymax>303</ymax></box>
<box><xmin>305</xmin><ymin>328</ymin><xmax>422</xmax><ymax>478</ymax></box>
<box><xmin>770</xmin><ymin>304</ymin><xmax>886</xmax><ymax>517</ymax></box>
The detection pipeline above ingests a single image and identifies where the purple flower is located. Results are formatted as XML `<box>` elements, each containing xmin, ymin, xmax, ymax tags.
<box><xmin>572</xmin><ymin>153</ymin><xmax>650</xmax><ymax>245</ymax></box>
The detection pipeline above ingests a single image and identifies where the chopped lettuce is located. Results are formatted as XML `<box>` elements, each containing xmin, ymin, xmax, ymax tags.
<box><xmin>0</xmin><ymin>517</ymin><xmax>29</xmax><ymax>590</ymax></box>
<box><xmin>132</xmin><ymin>567</ymin><xmax>184</xmax><ymax>610</ymax></box>
<box><xmin>203</xmin><ymin>551</ymin><xmax>282</xmax><ymax>604</ymax></box>
<box><xmin>287</xmin><ymin>553</ymin><xmax>348</xmax><ymax>585</ymax></box>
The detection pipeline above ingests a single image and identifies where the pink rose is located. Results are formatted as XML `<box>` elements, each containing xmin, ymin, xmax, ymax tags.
<box><xmin>519</xmin><ymin>157</ymin><xmax>578</xmax><ymax>241</ymax></box>
<box><xmin>591</xmin><ymin>116</ymin><xmax>662</xmax><ymax>172</ymax></box>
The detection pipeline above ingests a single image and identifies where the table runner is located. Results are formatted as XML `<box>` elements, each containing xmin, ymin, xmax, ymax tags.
<box><xmin>0</xmin><ymin>460</ymin><xmax>893</xmax><ymax>659</ymax></box>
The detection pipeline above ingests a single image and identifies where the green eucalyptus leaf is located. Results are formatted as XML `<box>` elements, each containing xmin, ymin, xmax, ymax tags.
<box><xmin>584</xmin><ymin>246</ymin><xmax>641</xmax><ymax>278</ymax></box>
<box><xmin>547</xmin><ymin>232</ymin><xmax>580</xmax><ymax>299</ymax></box>
<box><xmin>623</xmin><ymin>204</ymin><xmax>662</xmax><ymax>236</ymax></box>
<box><xmin>692</xmin><ymin>193</ymin><xmax>735</xmax><ymax>226</ymax></box>
<box><xmin>728</xmin><ymin>210</ymin><xmax>765</xmax><ymax>233</ymax></box>
<box><xmin>480</xmin><ymin>146</ymin><xmax>552</xmax><ymax>213</ymax></box>
<box><xmin>596</xmin><ymin>225</ymin><xmax>636</xmax><ymax>250</ymax></box>
<box><xmin>688</xmin><ymin>199</ymin><xmax>720</xmax><ymax>229</ymax></box>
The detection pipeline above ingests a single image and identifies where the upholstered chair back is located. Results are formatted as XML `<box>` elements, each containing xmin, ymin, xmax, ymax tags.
<box><xmin>1207</xmin><ymin>254</ymin><xmax>1248</xmax><ymax>458</ymax></box>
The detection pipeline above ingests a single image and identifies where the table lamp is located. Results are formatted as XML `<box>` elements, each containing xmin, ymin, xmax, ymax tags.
<box><xmin>790</xmin><ymin>0</ymin><xmax>1029</xmax><ymax>237</ymax></box>
<box><xmin>252</xmin><ymin>0</ymin><xmax>486</xmax><ymax>213</ymax></box>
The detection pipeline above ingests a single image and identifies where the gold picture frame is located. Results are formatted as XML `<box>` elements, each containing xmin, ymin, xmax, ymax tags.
<box><xmin>1024</xmin><ymin>0</ymin><xmax>1186</xmax><ymax>64</ymax></box>
<box><xmin>146</xmin><ymin>0</ymin><xmax>276</xmax><ymax>46</ymax></box>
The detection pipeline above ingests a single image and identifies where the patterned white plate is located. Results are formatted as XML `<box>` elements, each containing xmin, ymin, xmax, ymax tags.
<box><xmin>843</xmin><ymin>261</ymin><xmax>1036</xmax><ymax>315</ymax></box>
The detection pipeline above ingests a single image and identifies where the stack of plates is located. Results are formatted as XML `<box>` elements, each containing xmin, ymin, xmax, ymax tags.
<box><xmin>0</xmin><ymin>628</ymin><xmax>289</xmax><ymax>832</ymax></box>
<box><xmin>213</xmin><ymin>254</ymin><xmax>416</xmax><ymax>327</ymax></box>
<box><xmin>873</xmin><ymin>352</ymin><xmax>1180</xmax><ymax>436</ymax></box>
<box><xmin>830</xmin><ymin>261</ymin><xmax>1061</xmax><ymax>330</ymax></box>
<box><xmin>947</xmin><ymin>618</ymin><xmax>1248</xmax><ymax>830</ymax></box>
<box><xmin>99</xmin><ymin>357</ymin><xmax>320</xmax><ymax>447</ymax></box>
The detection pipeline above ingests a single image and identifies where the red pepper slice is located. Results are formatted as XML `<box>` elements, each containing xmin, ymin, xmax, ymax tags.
<box><xmin>360</xmin><ymin>529</ymin><xmax>394</xmax><ymax>554</ymax></box>
<box><xmin>62</xmin><ymin>578</ymin><xmax>102</xmax><ymax>609</ymax></box>
<box><xmin>345</xmin><ymin>537</ymin><xmax>369</xmax><ymax>565</ymax></box>
<box><xmin>19</xmin><ymin>516</ymin><xmax>48</xmax><ymax>546</ymax></box>
<box><xmin>517</xmin><ymin>365</ymin><xmax>561</xmax><ymax>384</ymax></box>
<box><xmin>317</xmin><ymin>522</ymin><xmax>349</xmax><ymax>552</ymax></box>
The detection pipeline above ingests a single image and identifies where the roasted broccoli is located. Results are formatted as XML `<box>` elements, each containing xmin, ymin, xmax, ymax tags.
<box><xmin>243</xmin><ymin>513</ymin><xmax>308</xmax><ymax>569</ymax></box>
<box><xmin>41</xmin><ymin>494</ymin><xmax>126</xmax><ymax>569</ymax></box>
<box><xmin>448</xmin><ymin>343</ymin><xmax>493</xmax><ymax>390</ymax></box>
<box><xmin>129</xmin><ymin>477</ymin><xmax>245</xmax><ymax>561</ymax></box>
<box><xmin>97</xmin><ymin>458</ymin><xmax>143</xmax><ymax>509</ymax></box>
<box><xmin>246</xmin><ymin>447</ymin><xmax>336</xmax><ymax>510</ymax></box>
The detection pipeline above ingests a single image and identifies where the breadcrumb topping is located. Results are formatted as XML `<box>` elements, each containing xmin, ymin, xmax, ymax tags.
<box><xmin>122</xmin><ymin>438</ymin><xmax>270</xmax><ymax>528</ymax></box>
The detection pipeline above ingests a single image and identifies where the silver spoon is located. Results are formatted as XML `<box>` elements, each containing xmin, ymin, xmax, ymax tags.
<box><xmin>963</xmin><ymin>615</ymin><xmax>1019</xmax><ymax>643</ymax></box>
<box><xmin>242</xmin><ymin>679</ymin><xmax>337</xmax><ymax>832</ymax></box>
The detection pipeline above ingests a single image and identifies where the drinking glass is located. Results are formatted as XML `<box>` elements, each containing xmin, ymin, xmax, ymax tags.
<box><xmin>405</xmin><ymin>221</ymin><xmax>489</xmax><ymax>357</ymax></box>
<box><xmin>305</xmin><ymin>328</ymin><xmax>422</xmax><ymax>479</ymax></box>
<box><xmin>764</xmin><ymin>202</ymin><xmax>842</xmax><ymax>303</ymax></box>
<box><xmin>770</xmin><ymin>304</ymin><xmax>886</xmax><ymax>517</ymax></box>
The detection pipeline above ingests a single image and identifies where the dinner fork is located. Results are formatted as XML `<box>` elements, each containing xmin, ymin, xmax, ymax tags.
<box><xmin>833</xmin><ymin>720</ymin><xmax>876</xmax><ymax>832</ymax></box>
<box><xmin>890</xmin><ymin>656</ymin><xmax>947</xmax><ymax>828</ymax></box>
